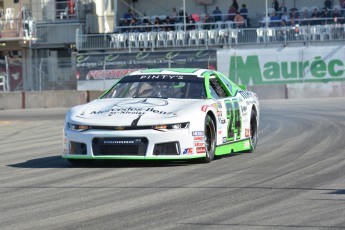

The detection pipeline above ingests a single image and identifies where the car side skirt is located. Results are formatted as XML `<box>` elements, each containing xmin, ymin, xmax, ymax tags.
<box><xmin>62</xmin><ymin>155</ymin><xmax>206</xmax><ymax>160</ymax></box>
<box><xmin>215</xmin><ymin>139</ymin><xmax>251</xmax><ymax>156</ymax></box>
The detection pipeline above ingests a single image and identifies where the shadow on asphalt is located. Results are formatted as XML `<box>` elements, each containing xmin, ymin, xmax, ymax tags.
<box><xmin>8</xmin><ymin>153</ymin><xmax>243</xmax><ymax>169</ymax></box>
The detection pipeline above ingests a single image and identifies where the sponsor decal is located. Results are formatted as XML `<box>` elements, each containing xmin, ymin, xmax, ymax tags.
<box><xmin>194</xmin><ymin>142</ymin><xmax>205</xmax><ymax>147</ymax></box>
<box><xmin>139</xmin><ymin>75</ymin><xmax>184</xmax><ymax>80</ymax></box>
<box><xmin>218</xmin><ymin>130</ymin><xmax>222</xmax><ymax>135</ymax></box>
<box><xmin>196</xmin><ymin>147</ymin><xmax>206</xmax><ymax>154</ymax></box>
<box><xmin>239</xmin><ymin>91</ymin><xmax>253</xmax><ymax>99</ymax></box>
<box><xmin>201</xmin><ymin>105</ymin><xmax>208</xmax><ymax>112</ymax></box>
<box><xmin>86</xmin><ymin>69</ymin><xmax>142</xmax><ymax>80</ymax></box>
<box><xmin>192</xmin><ymin>131</ymin><xmax>204</xmax><ymax>136</ymax></box>
<box><xmin>193</xmin><ymin>136</ymin><xmax>204</xmax><ymax>141</ymax></box>
<box><xmin>183</xmin><ymin>148</ymin><xmax>193</xmax><ymax>155</ymax></box>
<box><xmin>245</xmin><ymin>128</ymin><xmax>250</xmax><ymax>137</ymax></box>
<box><xmin>90</xmin><ymin>99</ymin><xmax>172</xmax><ymax>116</ymax></box>
<box><xmin>222</xmin><ymin>137</ymin><xmax>227</xmax><ymax>143</ymax></box>
<box><xmin>244</xmin><ymin>140</ymin><xmax>250</xmax><ymax>149</ymax></box>
<box><xmin>116</xmin><ymin>98</ymin><xmax>168</xmax><ymax>108</ymax></box>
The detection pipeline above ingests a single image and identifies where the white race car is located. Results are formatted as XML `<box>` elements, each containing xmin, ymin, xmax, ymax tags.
<box><xmin>63</xmin><ymin>68</ymin><xmax>259</xmax><ymax>164</ymax></box>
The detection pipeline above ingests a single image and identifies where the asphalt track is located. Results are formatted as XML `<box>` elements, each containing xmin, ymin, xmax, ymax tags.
<box><xmin>0</xmin><ymin>98</ymin><xmax>345</xmax><ymax>230</ymax></box>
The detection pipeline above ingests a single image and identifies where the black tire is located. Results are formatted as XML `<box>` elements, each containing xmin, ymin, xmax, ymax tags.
<box><xmin>247</xmin><ymin>110</ymin><xmax>258</xmax><ymax>153</ymax></box>
<box><xmin>201</xmin><ymin>114</ymin><xmax>216</xmax><ymax>163</ymax></box>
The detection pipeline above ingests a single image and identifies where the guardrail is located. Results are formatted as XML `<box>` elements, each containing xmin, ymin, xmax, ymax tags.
<box><xmin>76</xmin><ymin>24</ymin><xmax>345</xmax><ymax>51</ymax></box>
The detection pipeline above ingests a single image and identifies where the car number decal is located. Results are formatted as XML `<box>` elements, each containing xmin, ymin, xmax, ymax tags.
<box><xmin>225</xmin><ymin>99</ymin><xmax>242</xmax><ymax>141</ymax></box>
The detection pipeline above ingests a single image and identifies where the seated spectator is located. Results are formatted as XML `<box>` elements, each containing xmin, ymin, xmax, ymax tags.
<box><xmin>290</xmin><ymin>8</ymin><xmax>299</xmax><ymax>19</ymax></box>
<box><xmin>240</xmin><ymin>4</ymin><xmax>248</xmax><ymax>19</ymax></box>
<box><xmin>186</xmin><ymin>14</ymin><xmax>196</xmax><ymax>30</ymax></box>
<box><xmin>234</xmin><ymin>12</ymin><xmax>245</xmax><ymax>27</ymax></box>
<box><xmin>270</xmin><ymin>12</ymin><xmax>280</xmax><ymax>26</ymax></box>
<box><xmin>299</xmin><ymin>9</ymin><xmax>310</xmax><ymax>26</ymax></box>
<box><xmin>153</xmin><ymin>17</ymin><xmax>162</xmax><ymax>31</ymax></box>
<box><xmin>178</xmin><ymin>7</ymin><xmax>188</xmax><ymax>23</ymax></box>
<box><xmin>203</xmin><ymin>13</ymin><xmax>212</xmax><ymax>30</ymax></box>
<box><xmin>228</xmin><ymin>6</ymin><xmax>237</xmax><ymax>21</ymax></box>
<box><xmin>332</xmin><ymin>8</ymin><xmax>342</xmax><ymax>23</ymax></box>
<box><xmin>141</xmin><ymin>17</ymin><xmax>152</xmax><ymax>32</ymax></box>
<box><xmin>280</xmin><ymin>10</ymin><xmax>290</xmax><ymax>22</ymax></box>
<box><xmin>261</xmin><ymin>14</ymin><xmax>271</xmax><ymax>27</ymax></box>
<box><xmin>320</xmin><ymin>8</ymin><xmax>332</xmax><ymax>24</ymax></box>
<box><xmin>212</xmin><ymin>6</ymin><xmax>222</xmax><ymax>22</ymax></box>
<box><xmin>163</xmin><ymin>16</ymin><xmax>175</xmax><ymax>31</ymax></box>
<box><xmin>129</xmin><ymin>17</ymin><xmax>140</xmax><ymax>32</ymax></box>
<box><xmin>341</xmin><ymin>0</ymin><xmax>345</xmax><ymax>16</ymax></box>
<box><xmin>119</xmin><ymin>18</ymin><xmax>130</xmax><ymax>32</ymax></box>
<box><xmin>123</xmin><ymin>9</ymin><xmax>134</xmax><ymax>20</ymax></box>
<box><xmin>310</xmin><ymin>8</ymin><xmax>320</xmax><ymax>25</ymax></box>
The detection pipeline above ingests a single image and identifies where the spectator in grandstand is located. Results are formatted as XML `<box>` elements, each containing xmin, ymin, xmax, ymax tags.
<box><xmin>272</xmin><ymin>0</ymin><xmax>280</xmax><ymax>12</ymax></box>
<box><xmin>324</xmin><ymin>0</ymin><xmax>332</xmax><ymax>10</ymax></box>
<box><xmin>280</xmin><ymin>10</ymin><xmax>290</xmax><ymax>22</ymax></box>
<box><xmin>129</xmin><ymin>17</ymin><xmax>140</xmax><ymax>32</ymax></box>
<box><xmin>332</xmin><ymin>8</ymin><xmax>342</xmax><ymax>18</ymax></box>
<box><xmin>240</xmin><ymin>4</ymin><xmax>248</xmax><ymax>19</ymax></box>
<box><xmin>171</xmin><ymin>7</ymin><xmax>177</xmax><ymax>18</ymax></box>
<box><xmin>228</xmin><ymin>6</ymin><xmax>237</xmax><ymax>21</ymax></box>
<box><xmin>290</xmin><ymin>8</ymin><xmax>299</xmax><ymax>20</ymax></box>
<box><xmin>299</xmin><ymin>9</ymin><xmax>310</xmax><ymax>26</ymax></box>
<box><xmin>163</xmin><ymin>16</ymin><xmax>175</xmax><ymax>31</ymax></box>
<box><xmin>123</xmin><ymin>9</ymin><xmax>134</xmax><ymax>20</ymax></box>
<box><xmin>260</xmin><ymin>13</ymin><xmax>271</xmax><ymax>27</ymax></box>
<box><xmin>178</xmin><ymin>7</ymin><xmax>188</xmax><ymax>23</ymax></box>
<box><xmin>310</xmin><ymin>8</ymin><xmax>320</xmax><ymax>25</ymax></box>
<box><xmin>234</xmin><ymin>11</ymin><xmax>245</xmax><ymax>28</ymax></box>
<box><xmin>141</xmin><ymin>17</ymin><xmax>152</xmax><ymax>32</ymax></box>
<box><xmin>270</xmin><ymin>12</ymin><xmax>280</xmax><ymax>26</ymax></box>
<box><xmin>340</xmin><ymin>0</ymin><xmax>345</xmax><ymax>16</ymax></box>
<box><xmin>212</xmin><ymin>6</ymin><xmax>222</xmax><ymax>22</ymax></box>
<box><xmin>153</xmin><ymin>17</ymin><xmax>162</xmax><ymax>31</ymax></box>
<box><xmin>186</xmin><ymin>14</ymin><xmax>196</xmax><ymax>30</ymax></box>
<box><xmin>203</xmin><ymin>13</ymin><xmax>212</xmax><ymax>29</ymax></box>
<box><xmin>231</xmin><ymin>0</ymin><xmax>239</xmax><ymax>11</ymax></box>
<box><xmin>119</xmin><ymin>18</ymin><xmax>130</xmax><ymax>32</ymax></box>
<box><xmin>320</xmin><ymin>8</ymin><xmax>332</xmax><ymax>24</ymax></box>
<box><xmin>279</xmin><ymin>0</ymin><xmax>287</xmax><ymax>17</ymax></box>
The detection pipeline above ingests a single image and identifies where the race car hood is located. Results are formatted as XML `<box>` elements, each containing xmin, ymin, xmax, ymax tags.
<box><xmin>68</xmin><ymin>98</ymin><xmax>208</xmax><ymax>126</ymax></box>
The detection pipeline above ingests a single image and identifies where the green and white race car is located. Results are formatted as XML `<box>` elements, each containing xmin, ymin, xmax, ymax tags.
<box><xmin>63</xmin><ymin>68</ymin><xmax>259</xmax><ymax>164</ymax></box>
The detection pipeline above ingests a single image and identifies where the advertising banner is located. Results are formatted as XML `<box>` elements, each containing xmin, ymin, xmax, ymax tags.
<box><xmin>76</xmin><ymin>50</ymin><xmax>217</xmax><ymax>81</ymax></box>
<box><xmin>217</xmin><ymin>46</ymin><xmax>345</xmax><ymax>85</ymax></box>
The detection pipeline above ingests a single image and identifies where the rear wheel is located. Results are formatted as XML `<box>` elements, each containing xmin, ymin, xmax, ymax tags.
<box><xmin>202</xmin><ymin>115</ymin><xmax>216</xmax><ymax>163</ymax></box>
<box><xmin>247</xmin><ymin>110</ymin><xmax>258</xmax><ymax>153</ymax></box>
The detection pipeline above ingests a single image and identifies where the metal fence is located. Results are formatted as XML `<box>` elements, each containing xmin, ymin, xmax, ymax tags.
<box><xmin>76</xmin><ymin>23</ymin><xmax>345</xmax><ymax>51</ymax></box>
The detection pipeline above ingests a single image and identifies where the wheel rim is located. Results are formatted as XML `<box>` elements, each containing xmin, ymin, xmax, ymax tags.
<box><xmin>250</xmin><ymin>117</ymin><xmax>257</xmax><ymax>147</ymax></box>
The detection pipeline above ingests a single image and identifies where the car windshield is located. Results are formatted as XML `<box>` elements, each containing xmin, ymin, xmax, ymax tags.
<box><xmin>102</xmin><ymin>74</ymin><xmax>206</xmax><ymax>99</ymax></box>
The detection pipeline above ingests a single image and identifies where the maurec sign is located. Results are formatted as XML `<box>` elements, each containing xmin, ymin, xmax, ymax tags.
<box><xmin>217</xmin><ymin>46</ymin><xmax>345</xmax><ymax>85</ymax></box>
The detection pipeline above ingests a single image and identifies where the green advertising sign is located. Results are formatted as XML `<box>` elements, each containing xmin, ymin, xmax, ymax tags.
<box><xmin>217</xmin><ymin>47</ymin><xmax>345</xmax><ymax>85</ymax></box>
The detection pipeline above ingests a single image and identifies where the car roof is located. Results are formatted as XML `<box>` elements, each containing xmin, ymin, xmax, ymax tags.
<box><xmin>129</xmin><ymin>68</ymin><xmax>211</xmax><ymax>77</ymax></box>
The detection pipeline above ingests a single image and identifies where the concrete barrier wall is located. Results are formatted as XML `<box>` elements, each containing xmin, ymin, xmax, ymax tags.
<box><xmin>0</xmin><ymin>84</ymin><xmax>344</xmax><ymax>110</ymax></box>
<box><xmin>247</xmin><ymin>85</ymin><xmax>287</xmax><ymax>100</ymax></box>
<box><xmin>25</xmin><ymin>91</ymin><xmax>88</xmax><ymax>109</ymax></box>
<box><xmin>287</xmin><ymin>82</ymin><xmax>345</xmax><ymax>99</ymax></box>
<box><xmin>0</xmin><ymin>92</ymin><xmax>23</xmax><ymax>110</ymax></box>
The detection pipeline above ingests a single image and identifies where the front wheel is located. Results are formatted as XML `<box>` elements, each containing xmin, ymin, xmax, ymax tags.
<box><xmin>247</xmin><ymin>110</ymin><xmax>258</xmax><ymax>153</ymax></box>
<box><xmin>201</xmin><ymin>115</ymin><xmax>216</xmax><ymax>163</ymax></box>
